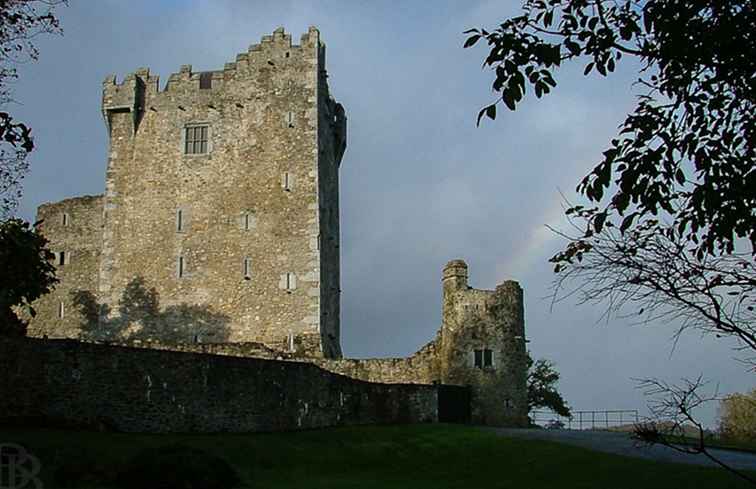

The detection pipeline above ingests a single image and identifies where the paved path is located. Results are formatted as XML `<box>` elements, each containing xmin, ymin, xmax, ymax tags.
<box><xmin>490</xmin><ymin>428</ymin><xmax>756</xmax><ymax>471</ymax></box>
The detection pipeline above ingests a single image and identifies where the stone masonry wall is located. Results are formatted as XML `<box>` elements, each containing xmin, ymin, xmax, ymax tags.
<box><xmin>314</xmin><ymin>339</ymin><xmax>438</xmax><ymax>384</ymax></box>
<box><xmin>0</xmin><ymin>337</ymin><xmax>438</xmax><ymax>433</ymax></box>
<box><xmin>316</xmin><ymin>42</ymin><xmax>346</xmax><ymax>358</ymax></box>
<box><xmin>27</xmin><ymin>196</ymin><xmax>103</xmax><ymax>339</ymax></box>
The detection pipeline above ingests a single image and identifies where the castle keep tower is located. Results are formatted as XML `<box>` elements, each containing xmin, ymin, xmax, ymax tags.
<box><xmin>30</xmin><ymin>28</ymin><xmax>346</xmax><ymax>358</ymax></box>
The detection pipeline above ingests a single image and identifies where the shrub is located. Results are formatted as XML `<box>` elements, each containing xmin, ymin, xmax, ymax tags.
<box><xmin>0</xmin><ymin>218</ymin><xmax>57</xmax><ymax>336</ymax></box>
<box><xmin>719</xmin><ymin>389</ymin><xmax>756</xmax><ymax>441</ymax></box>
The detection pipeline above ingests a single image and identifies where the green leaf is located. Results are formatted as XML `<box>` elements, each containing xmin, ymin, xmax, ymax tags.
<box><xmin>594</xmin><ymin>212</ymin><xmax>607</xmax><ymax>233</ymax></box>
<box><xmin>476</xmin><ymin>106</ymin><xmax>489</xmax><ymax>126</ymax></box>
<box><xmin>463</xmin><ymin>35</ymin><xmax>481</xmax><ymax>48</ymax></box>
<box><xmin>486</xmin><ymin>104</ymin><xmax>497</xmax><ymax>120</ymax></box>
<box><xmin>620</xmin><ymin>213</ymin><xmax>636</xmax><ymax>233</ymax></box>
<box><xmin>643</xmin><ymin>9</ymin><xmax>653</xmax><ymax>33</ymax></box>
<box><xmin>503</xmin><ymin>90</ymin><xmax>516</xmax><ymax>111</ymax></box>
<box><xmin>565</xmin><ymin>39</ymin><xmax>580</xmax><ymax>55</ymax></box>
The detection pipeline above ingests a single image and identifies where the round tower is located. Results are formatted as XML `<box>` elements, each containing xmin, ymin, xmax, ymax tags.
<box><xmin>442</xmin><ymin>259</ymin><xmax>468</xmax><ymax>293</ymax></box>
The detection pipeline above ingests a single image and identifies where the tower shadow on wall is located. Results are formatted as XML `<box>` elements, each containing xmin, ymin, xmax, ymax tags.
<box><xmin>71</xmin><ymin>277</ymin><xmax>232</xmax><ymax>344</ymax></box>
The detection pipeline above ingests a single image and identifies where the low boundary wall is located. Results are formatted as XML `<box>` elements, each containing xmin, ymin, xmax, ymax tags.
<box><xmin>0</xmin><ymin>338</ymin><xmax>438</xmax><ymax>433</ymax></box>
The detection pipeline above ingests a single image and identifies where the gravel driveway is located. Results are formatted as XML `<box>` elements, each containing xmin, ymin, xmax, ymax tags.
<box><xmin>490</xmin><ymin>428</ymin><xmax>756</xmax><ymax>472</ymax></box>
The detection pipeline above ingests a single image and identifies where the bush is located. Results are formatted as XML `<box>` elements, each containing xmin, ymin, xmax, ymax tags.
<box><xmin>0</xmin><ymin>218</ymin><xmax>57</xmax><ymax>335</ymax></box>
<box><xmin>719</xmin><ymin>389</ymin><xmax>756</xmax><ymax>441</ymax></box>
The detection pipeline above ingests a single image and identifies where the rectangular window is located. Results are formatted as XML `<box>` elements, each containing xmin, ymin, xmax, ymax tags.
<box><xmin>178</xmin><ymin>255</ymin><xmax>185</xmax><ymax>278</ymax></box>
<box><xmin>58</xmin><ymin>301</ymin><xmax>65</xmax><ymax>319</ymax></box>
<box><xmin>57</xmin><ymin>251</ymin><xmax>66</xmax><ymax>266</ymax></box>
<box><xmin>199</xmin><ymin>71</ymin><xmax>212</xmax><ymax>90</ymax></box>
<box><xmin>184</xmin><ymin>125</ymin><xmax>208</xmax><ymax>154</ymax></box>
<box><xmin>176</xmin><ymin>209</ymin><xmax>184</xmax><ymax>232</ymax></box>
<box><xmin>474</xmin><ymin>349</ymin><xmax>483</xmax><ymax>368</ymax></box>
<box><xmin>62</xmin><ymin>213</ymin><xmax>69</xmax><ymax>226</ymax></box>
<box><xmin>243</xmin><ymin>257</ymin><xmax>252</xmax><ymax>279</ymax></box>
<box><xmin>484</xmin><ymin>349</ymin><xmax>493</xmax><ymax>368</ymax></box>
<box><xmin>473</xmin><ymin>349</ymin><xmax>494</xmax><ymax>369</ymax></box>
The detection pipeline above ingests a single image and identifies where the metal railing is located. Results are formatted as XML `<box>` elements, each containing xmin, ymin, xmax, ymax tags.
<box><xmin>530</xmin><ymin>409</ymin><xmax>639</xmax><ymax>430</ymax></box>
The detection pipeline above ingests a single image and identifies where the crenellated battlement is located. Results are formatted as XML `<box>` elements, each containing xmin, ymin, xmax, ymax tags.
<box><xmin>102</xmin><ymin>27</ymin><xmax>321</xmax><ymax>98</ymax></box>
<box><xmin>101</xmin><ymin>27</ymin><xmax>324</xmax><ymax>136</ymax></box>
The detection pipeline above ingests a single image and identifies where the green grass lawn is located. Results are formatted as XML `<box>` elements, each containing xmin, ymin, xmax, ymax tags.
<box><xmin>1</xmin><ymin>423</ymin><xmax>753</xmax><ymax>488</ymax></box>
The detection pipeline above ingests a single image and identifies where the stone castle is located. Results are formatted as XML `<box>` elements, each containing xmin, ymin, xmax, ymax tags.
<box><xmin>24</xmin><ymin>27</ymin><xmax>528</xmax><ymax>427</ymax></box>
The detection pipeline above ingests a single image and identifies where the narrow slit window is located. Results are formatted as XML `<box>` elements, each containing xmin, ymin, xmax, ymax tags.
<box><xmin>243</xmin><ymin>257</ymin><xmax>252</xmax><ymax>280</ymax></box>
<box><xmin>282</xmin><ymin>172</ymin><xmax>293</xmax><ymax>191</ymax></box>
<box><xmin>57</xmin><ymin>251</ymin><xmax>66</xmax><ymax>266</ymax></box>
<box><xmin>243</xmin><ymin>213</ymin><xmax>252</xmax><ymax>231</ymax></box>
<box><xmin>62</xmin><ymin>213</ymin><xmax>69</xmax><ymax>226</ymax></box>
<box><xmin>58</xmin><ymin>301</ymin><xmax>65</xmax><ymax>319</ymax></box>
<box><xmin>178</xmin><ymin>255</ymin><xmax>186</xmax><ymax>278</ymax></box>
<box><xmin>285</xmin><ymin>272</ymin><xmax>296</xmax><ymax>291</ymax></box>
<box><xmin>474</xmin><ymin>349</ymin><xmax>483</xmax><ymax>369</ymax></box>
<box><xmin>286</xmin><ymin>111</ymin><xmax>295</xmax><ymax>127</ymax></box>
<box><xmin>176</xmin><ymin>209</ymin><xmax>184</xmax><ymax>232</ymax></box>
<box><xmin>185</xmin><ymin>125</ymin><xmax>208</xmax><ymax>154</ymax></box>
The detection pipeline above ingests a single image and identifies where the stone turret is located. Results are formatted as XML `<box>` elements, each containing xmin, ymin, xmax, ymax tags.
<box><xmin>442</xmin><ymin>259</ymin><xmax>468</xmax><ymax>292</ymax></box>
<box><xmin>437</xmin><ymin>259</ymin><xmax>528</xmax><ymax>426</ymax></box>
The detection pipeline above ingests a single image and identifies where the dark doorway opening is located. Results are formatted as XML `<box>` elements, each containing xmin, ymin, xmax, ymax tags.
<box><xmin>438</xmin><ymin>385</ymin><xmax>471</xmax><ymax>423</ymax></box>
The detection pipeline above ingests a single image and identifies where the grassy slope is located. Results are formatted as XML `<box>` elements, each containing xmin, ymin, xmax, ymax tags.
<box><xmin>674</xmin><ymin>435</ymin><xmax>756</xmax><ymax>454</ymax></box>
<box><xmin>1</xmin><ymin>424</ymin><xmax>753</xmax><ymax>488</ymax></box>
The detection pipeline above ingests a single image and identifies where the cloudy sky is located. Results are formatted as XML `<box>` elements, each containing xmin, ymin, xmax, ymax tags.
<box><xmin>13</xmin><ymin>0</ymin><xmax>751</xmax><ymax>427</ymax></box>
